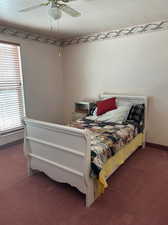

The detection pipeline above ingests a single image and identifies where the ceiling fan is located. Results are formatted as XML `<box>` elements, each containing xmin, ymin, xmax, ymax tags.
<box><xmin>19</xmin><ymin>0</ymin><xmax>81</xmax><ymax>20</ymax></box>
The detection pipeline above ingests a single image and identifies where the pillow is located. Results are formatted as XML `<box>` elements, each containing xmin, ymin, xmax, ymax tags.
<box><xmin>86</xmin><ymin>105</ymin><xmax>131</xmax><ymax>123</ymax></box>
<box><xmin>117</xmin><ymin>99</ymin><xmax>132</xmax><ymax>107</ymax></box>
<box><xmin>98</xmin><ymin>105</ymin><xmax>131</xmax><ymax>122</ymax></box>
<box><xmin>96</xmin><ymin>97</ymin><xmax>117</xmax><ymax>116</ymax></box>
<box><xmin>127</xmin><ymin>104</ymin><xmax>145</xmax><ymax>124</ymax></box>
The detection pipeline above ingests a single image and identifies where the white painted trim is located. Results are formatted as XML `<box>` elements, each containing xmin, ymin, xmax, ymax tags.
<box><xmin>99</xmin><ymin>93</ymin><xmax>147</xmax><ymax>100</ymax></box>
<box><xmin>28</xmin><ymin>153</ymin><xmax>84</xmax><ymax>177</ymax></box>
<box><xmin>26</xmin><ymin>136</ymin><xmax>85</xmax><ymax>157</ymax></box>
<box><xmin>0</xmin><ymin>129</ymin><xmax>24</xmax><ymax>146</ymax></box>
<box><xmin>24</xmin><ymin>117</ymin><xmax>85</xmax><ymax>137</ymax></box>
<box><xmin>143</xmin><ymin>97</ymin><xmax>149</xmax><ymax>147</ymax></box>
<box><xmin>84</xmin><ymin>131</ymin><xmax>95</xmax><ymax>207</ymax></box>
<box><xmin>24</xmin><ymin>118</ymin><xmax>89</xmax><ymax>197</ymax></box>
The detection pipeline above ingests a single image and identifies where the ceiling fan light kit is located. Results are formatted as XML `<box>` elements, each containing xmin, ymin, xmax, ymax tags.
<box><xmin>19</xmin><ymin>0</ymin><xmax>81</xmax><ymax>20</ymax></box>
<box><xmin>48</xmin><ymin>7</ymin><xmax>62</xmax><ymax>20</ymax></box>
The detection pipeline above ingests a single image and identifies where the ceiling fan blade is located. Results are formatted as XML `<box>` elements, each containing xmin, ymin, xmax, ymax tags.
<box><xmin>60</xmin><ymin>5</ymin><xmax>81</xmax><ymax>17</ymax></box>
<box><xmin>18</xmin><ymin>4</ymin><xmax>45</xmax><ymax>13</ymax></box>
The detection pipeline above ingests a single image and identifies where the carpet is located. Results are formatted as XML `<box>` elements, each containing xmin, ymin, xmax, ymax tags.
<box><xmin>0</xmin><ymin>144</ymin><xmax>168</xmax><ymax>225</ymax></box>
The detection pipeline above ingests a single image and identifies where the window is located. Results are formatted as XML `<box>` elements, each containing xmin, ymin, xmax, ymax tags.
<box><xmin>0</xmin><ymin>42</ymin><xmax>25</xmax><ymax>135</ymax></box>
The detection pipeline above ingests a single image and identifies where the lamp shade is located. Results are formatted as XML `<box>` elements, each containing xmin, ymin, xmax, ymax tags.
<box><xmin>48</xmin><ymin>7</ymin><xmax>62</xmax><ymax>20</ymax></box>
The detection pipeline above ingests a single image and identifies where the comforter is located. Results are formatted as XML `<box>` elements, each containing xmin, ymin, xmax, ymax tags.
<box><xmin>70</xmin><ymin>118</ymin><xmax>139</xmax><ymax>178</ymax></box>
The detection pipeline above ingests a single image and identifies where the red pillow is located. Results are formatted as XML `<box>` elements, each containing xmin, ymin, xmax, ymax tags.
<box><xmin>96</xmin><ymin>97</ymin><xmax>117</xmax><ymax>116</ymax></box>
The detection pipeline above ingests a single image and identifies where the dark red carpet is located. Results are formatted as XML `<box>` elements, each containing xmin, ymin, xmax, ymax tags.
<box><xmin>0</xmin><ymin>144</ymin><xmax>168</xmax><ymax>225</ymax></box>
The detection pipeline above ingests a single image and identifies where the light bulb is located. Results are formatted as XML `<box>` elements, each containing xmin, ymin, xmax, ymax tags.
<box><xmin>48</xmin><ymin>7</ymin><xmax>62</xmax><ymax>20</ymax></box>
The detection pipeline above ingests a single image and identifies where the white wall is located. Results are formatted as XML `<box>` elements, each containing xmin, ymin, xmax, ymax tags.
<box><xmin>0</xmin><ymin>34</ymin><xmax>63</xmax><ymax>123</ymax></box>
<box><xmin>63</xmin><ymin>30</ymin><xmax>168</xmax><ymax>146</ymax></box>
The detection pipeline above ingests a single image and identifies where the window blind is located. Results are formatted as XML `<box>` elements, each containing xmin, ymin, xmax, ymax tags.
<box><xmin>0</xmin><ymin>42</ymin><xmax>25</xmax><ymax>134</ymax></box>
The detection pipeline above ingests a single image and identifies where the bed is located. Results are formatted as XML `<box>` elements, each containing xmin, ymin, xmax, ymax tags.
<box><xmin>24</xmin><ymin>94</ymin><xmax>148</xmax><ymax>207</ymax></box>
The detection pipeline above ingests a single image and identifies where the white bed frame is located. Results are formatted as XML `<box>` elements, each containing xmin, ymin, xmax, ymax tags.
<box><xmin>24</xmin><ymin>94</ymin><xmax>148</xmax><ymax>207</ymax></box>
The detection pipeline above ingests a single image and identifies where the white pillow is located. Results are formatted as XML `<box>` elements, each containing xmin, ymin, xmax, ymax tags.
<box><xmin>117</xmin><ymin>99</ymin><xmax>132</xmax><ymax>107</ymax></box>
<box><xmin>86</xmin><ymin>105</ymin><xmax>131</xmax><ymax>123</ymax></box>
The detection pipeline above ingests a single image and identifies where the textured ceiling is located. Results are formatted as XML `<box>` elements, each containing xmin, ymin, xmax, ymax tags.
<box><xmin>0</xmin><ymin>0</ymin><xmax>168</xmax><ymax>39</ymax></box>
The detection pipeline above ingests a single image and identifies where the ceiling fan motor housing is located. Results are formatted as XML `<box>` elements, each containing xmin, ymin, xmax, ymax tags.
<box><xmin>49</xmin><ymin>4</ymin><xmax>62</xmax><ymax>19</ymax></box>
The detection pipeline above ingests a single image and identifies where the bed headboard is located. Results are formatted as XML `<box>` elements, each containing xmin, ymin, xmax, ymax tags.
<box><xmin>99</xmin><ymin>93</ymin><xmax>147</xmax><ymax>105</ymax></box>
<box><xmin>99</xmin><ymin>93</ymin><xmax>148</xmax><ymax>146</ymax></box>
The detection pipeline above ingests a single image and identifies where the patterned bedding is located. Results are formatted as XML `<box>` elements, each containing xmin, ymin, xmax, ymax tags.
<box><xmin>70</xmin><ymin>118</ymin><xmax>139</xmax><ymax>178</ymax></box>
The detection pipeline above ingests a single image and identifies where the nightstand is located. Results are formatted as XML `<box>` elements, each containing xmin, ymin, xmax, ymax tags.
<box><xmin>72</xmin><ymin>100</ymin><xmax>96</xmax><ymax>121</ymax></box>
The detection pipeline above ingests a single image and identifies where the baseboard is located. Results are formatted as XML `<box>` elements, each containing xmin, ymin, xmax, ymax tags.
<box><xmin>0</xmin><ymin>129</ymin><xmax>24</xmax><ymax>147</ymax></box>
<box><xmin>147</xmin><ymin>142</ymin><xmax>168</xmax><ymax>151</ymax></box>
<box><xmin>0</xmin><ymin>139</ymin><xmax>24</xmax><ymax>150</ymax></box>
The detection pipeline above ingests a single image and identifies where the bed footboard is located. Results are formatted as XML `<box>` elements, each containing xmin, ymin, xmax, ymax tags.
<box><xmin>24</xmin><ymin>118</ymin><xmax>94</xmax><ymax>207</ymax></box>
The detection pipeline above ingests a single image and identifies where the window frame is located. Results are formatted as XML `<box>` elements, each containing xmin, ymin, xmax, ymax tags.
<box><xmin>0</xmin><ymin>41</ymin><xmax>26</xmax><ymax>135</ymax></box>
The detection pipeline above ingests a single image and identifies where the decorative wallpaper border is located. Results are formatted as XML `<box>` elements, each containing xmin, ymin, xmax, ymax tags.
<box><xmin>0</xmin><ymin>24</ymin><xmax>61</xmax><ymax>46</ymax></box>
<box><xmin>61</xmin><ymin>19</ymin><xmax>168</xmax><ymax>47</ymax></box>
<box><xmin>0</xmin><ymin>19</ymin><xmax>168</xmax><ymax>47</ymax></box>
